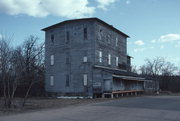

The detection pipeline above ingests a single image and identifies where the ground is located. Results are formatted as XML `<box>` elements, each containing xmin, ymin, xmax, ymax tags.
<box><xmin>0</xmin><ymin>95</ymin><xmax>180</xmax><ymax>121</ymax></box>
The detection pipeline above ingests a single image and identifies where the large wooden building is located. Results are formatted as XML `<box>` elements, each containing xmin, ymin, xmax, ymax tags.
<box><xmin>42</xmin><ymin>18</ymin><xmax>156</xmax><ymax>98</ymax></box>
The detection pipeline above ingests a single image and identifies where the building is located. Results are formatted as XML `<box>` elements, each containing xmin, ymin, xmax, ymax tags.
<box><xmin>42</xmin><ymin>18</ymin><xmax>148</xmax><ymax>98</ymax></box>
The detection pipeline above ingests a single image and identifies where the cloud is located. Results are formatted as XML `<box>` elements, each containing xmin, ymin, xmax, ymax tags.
<box><xmin>96</xmin><ymin>0</ymin><xmax>118</xmax><ymax>10</ymax></box>
<box><xmin>133</xmin><ymin>48</ymin><xmax>146</xmax><ymax>52</ymax></box>
<box><xmin>134</xmin><ymin>40</ymin><xmax>144</xmax><ymax>46</ymax></box>
<box><xmin>152</xmin><ymin>34</ymin><xmax>180</xmax><ymax>43</ymax></box>
<box><xmin>160</xmin><ymin>45</ymin><xmax>164</xmax><ymax>49</ymax></box>
<box><xmin>126</xmin><ymin>0</ymin><xmax>131</xmax><ymax>4</ymax></box>
<box><xmin>151</xmin><ymin>39</ymin><xmax>156</xmax><ymax>43</ymax></box>
<box><xmin>0</xmin><ymin>0</ymin><xmax>95</xmax><ymax>18</ymax></box>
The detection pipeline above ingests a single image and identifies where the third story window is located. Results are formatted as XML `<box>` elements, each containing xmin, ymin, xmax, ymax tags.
<box><xmin>84</xmin><ymin>28</ymin><xmax>87</xmax><ymax>40</ymax></box>
<box><xmin>66</xmin><ymin>31</ymin><xmax>69</xmax><ymax>44</ymax></box>
<box><xmin>51</xmin><ymin>34</ymin><xmax>54</xmax><ymax>43</ymax></box>
<box><xmin>116</xmin><ymin>37</ymin><xmax>118</xmax><ymax>46</ymax></box>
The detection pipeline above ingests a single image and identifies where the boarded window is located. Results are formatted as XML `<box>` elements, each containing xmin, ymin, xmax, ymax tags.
<box><xmin>84</xmin><ymin>28</ymin><xmax>87</xmax><ymax>40</ymax></box>
<box><xmin>83</xmin><ymin>74</ymin><xmax>88</xmax><ymax>86</ymax></box>
<box><xmin>50</xmin><ymin>55</ymin><xmax>54</xmax><ymax>65</ymax></box>
<box><xmin>108</xmin><ymin>54</ymin><xmax>111</xmax><ymax>65</ymax></box>
<box><xmin>66</xmin><ymin>75</ymin><xmax>70</xmax><ymax>87</ymax></box>
<box><xmin>50</xmin><ymin>76</ymin><xmax>54</xmax><ymax>86</ymax></box>
<box><xmin>83</xmin><ymin>56</ymin><xmax>87</xmax><ymax>62</ymax></box>
<box><xmin>99</xmin><ymin>51</ymin><xmax>102</xmax><ymax>63</ymax></box>
<box><xmin>116</xmin><ymin>56</ymin><xmax>119</xmax><ymax>66</ymax></box>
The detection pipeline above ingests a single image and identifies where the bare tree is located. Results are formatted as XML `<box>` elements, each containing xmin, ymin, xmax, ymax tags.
<box><xmin>20</xmin><ymin>35</ymin><xmax>44</xmax><ymax>106</ymax></box>
<box><xmin>131</xmin><ymin>65</ymin><xmax>138</xmax><ymax>74</ymax></box>
<box><xmin>161</xmin><ymin>62</ymin><xmax>177</xmax><ymax>76</ymax></box>
<box><xmin>0</xmin><ymin>37</ymin><xmax>16</xmax><ymax>108</ymax></box>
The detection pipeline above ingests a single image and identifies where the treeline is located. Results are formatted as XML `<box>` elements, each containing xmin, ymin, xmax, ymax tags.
<box><xmin>132</xmin><ymin>57</ymin><xmax>180</xmax><ymax>92</ymax></box>
<box><xmin>0</xmin><ymin>35</ymin><xmax>44</xmax><ymax>108</ymax></box>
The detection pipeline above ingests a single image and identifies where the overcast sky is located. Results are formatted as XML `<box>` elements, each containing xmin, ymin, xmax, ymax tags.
<box><xmin>0</xmin><ymin>0</ymin><xmax>180</xmax><ymax>67</ymax></box>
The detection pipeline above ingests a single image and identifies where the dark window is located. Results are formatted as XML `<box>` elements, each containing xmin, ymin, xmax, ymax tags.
<box><xmin>84</xmin><ymin>28</ymin><xmax>87</xmax><ymax>40</ymax></box>
<box><xmin>51</xmin><ymin>34</ymin><xmax>54</xmax><ymax>43</ymax></box>
<box><xmin>66</xmin><ymin>75</ymin><xmax>70</xmax><ymax>87</ymax></box>
<box><xmin>66</xmin><ymin>31</ymin><xmax>69</xmax><ymax>44</ymax></box>
<box><xmin>66</xmin><ymin>57</ymin><xmax>69</xmax><ymax>64</ymax></box>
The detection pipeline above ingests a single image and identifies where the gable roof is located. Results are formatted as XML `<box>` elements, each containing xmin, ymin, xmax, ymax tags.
<box><xmin>42</xmin><ymin>17</ymin><xmax>129</xmax><ymax>38</ymax></box>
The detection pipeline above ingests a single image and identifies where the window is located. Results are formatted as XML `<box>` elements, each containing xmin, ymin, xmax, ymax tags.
<box><xmin>50</xmin><ymin>76</ymin><xmax>54</xmax><ymax>86</ymax></box>
<box><xmin>108</xmin><ymin>54</ymin><xmax>111</xmax><ymax>65</ymax></box>
<box><xmin>51</xmin><ymin>34</ymin><xmax>54</xmax><ymax>43</ymax></box>
<box><xmin>99</xmin><ymin>51</ymin><xmax>102</xmax><ymax>63</ymax></box>
<box><xmin>84</xmin><ymin>28</ymin><xmax>87</xmax><ymax>40</ymax></box>
<box><xmin>66</xmin><ymin>31</ymin><xmax>69</xmax><ymax>44</ymax></box>
<box><xmin>83</xmin><ymin>74</ymin><xmax>88</xmax><ymax>86</ymax></box>
<box><xmin>66</xmin><ymin>75</ymin><xmax>70</xmax><ymax>87</ymax></box>
<box><xmin>107</xmin><ymin>34</ymin><xmax>111</xmax><ymax>43</ymax></box>
<box><xmin>50</xmin><ymin>55</ymin><xmax>54</xmax><ymax>65</ymax></box>
<box><xmin>98</xmin><ymin>29</ymin><xmax>102</xmax><ymax>40</ymax></box>
<box><xmin>83</xmin><ymin>56</ymin><xmax>87</xmax><ymax>62</ymax></box>
<box><xmin>116</xmin><ymin>56</ymin><xmax>119</xmax><ymax>66</ymax></box>
<box><xmin>115</xmin><ymin>37</ymin><xmax>118</xmax><ymax>46</ymax></box>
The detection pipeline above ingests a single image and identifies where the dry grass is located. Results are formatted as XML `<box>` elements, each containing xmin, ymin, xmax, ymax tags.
<box><xmin>0</xmin><ymin>97</ymin><xmax>112</xmax><ymax>116</ymax></box>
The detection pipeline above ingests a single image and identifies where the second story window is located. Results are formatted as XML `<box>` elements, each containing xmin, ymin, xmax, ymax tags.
<box><xmin>108</xmin><ymin>54</ymin><xmax>111</xmax><ymax>65</ymax></box>
<box><xmin>116</xmin><ymin>56</ymin><xmax>119</xmax><ymax>66</ymax></box>
<box><xmin>83</xmin><ymin>56</ymin><xmax>87</xmax><ymax>62</ymax></box>
<box><xmin>99</xmin><ymin>51</ymin><xmax>102</xmax><ymax>63</ymax></box>
<box><xmin>51</xmin><ymin>34</ymin><xmax>54</xmax><ymax>43</ymax></box>
<box><xmin>50</xmin><ymin>55</ymin><xmax>54</xmax><ymax>65</ymax></box>
<box><xmin>66</xmin><ymin>31</ymin><xmax>69</xmax><ymax>44</ymax></box>
<box><xmin>84</xmin><ymin>28</ymin><xmax>87</xmax><ymax>40</ymax></box>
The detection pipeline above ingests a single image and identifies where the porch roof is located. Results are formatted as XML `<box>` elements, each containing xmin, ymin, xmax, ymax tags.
<box><xmin>112</xmin><ymin>75</ymin><xmax>145</xmax><ymax>82</ymax></box>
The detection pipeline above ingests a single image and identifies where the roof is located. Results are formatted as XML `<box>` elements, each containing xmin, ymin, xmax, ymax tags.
<box><xmin>42</xmin><ymin>17</ymin><xmax>129</xmax><ymax>38</ymax></box>
<box><xmin>112</xmin><ymin>75</ymin><xmax>145</xmax><ymax>82</ymax></box>
<box><xmin>94</xmin><ymin>65</ymin><xmax>127</xmax><ymax>72</ymax></box>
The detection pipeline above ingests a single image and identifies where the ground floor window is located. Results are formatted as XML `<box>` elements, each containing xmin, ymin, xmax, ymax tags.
<box><xmin>50</xmin><ymin>76</ymin><xmax>54</xmax><ymax>86</ymax></box>
<box><xmin>83</xmin><ymin>74</ymin><xmax>88</xmax><ymax>86</ymax></box>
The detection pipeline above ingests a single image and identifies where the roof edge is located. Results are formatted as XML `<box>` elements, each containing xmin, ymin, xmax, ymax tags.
<box><xmin>41</xmin><ymin>17</ymin><xmax>130</xmax><ymax>38</ymax></box>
